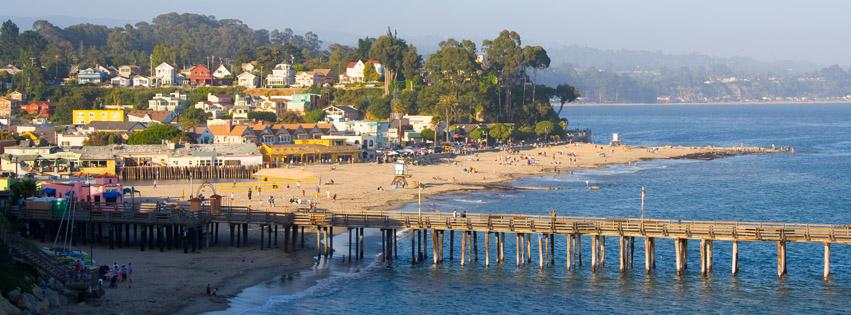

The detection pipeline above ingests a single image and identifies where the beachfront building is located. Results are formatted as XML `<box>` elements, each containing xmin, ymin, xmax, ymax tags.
<box><xmin>260</xmin><ymin>138</ymin><xmax>361</xmax><ymax>165</ymax></box>
<box><xmin>286</xmin><ymin>93</ymin><xmax>320</xmax><ymax>114</ymax></box>
<box><xmin>73</xmin><ymin>109</ymin><xmax>124</xmax><ymax>125</ymax></box>
<box><xmin>83</xmin><ymin>143</ymin><xmax>263</xmax><ymax>167</ymax></box>
<box><xmin>40</xmin><ymin>177</ymin><xmax>123</xmax><ymax>203</ymax></box>
<box><xmin>154</xmin><ymin>62</ymin><xmax>177</xmax><ymax>86</ymax></box>
<box><xmin>148</xmin><ymin>91</ymin><xmax>189</xmax><ymax>112</ymax></box>
<box><xmin>265</xmin><ymin>63</ymin><xmax>295</xmax><ymax>87</ymax></box>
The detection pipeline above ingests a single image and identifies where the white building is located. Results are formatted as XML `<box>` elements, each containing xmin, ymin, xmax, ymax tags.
<box><xmin>265</xmin><ymin>63</ymin><xmax>295</xmax><ymax>87</ymax></box>
<box><xmin>154</xmin><ymin>62</ymin><xmax>176</xmax><ymax>86</ymax></box>
<box><xmin>212</xmin><ymin>65</ymin><xmax>232</xmax><ymax>79</ymax></box>
<box><xmin>110</xmin><ymin>76</ymin><xmax>132</xmax><ymax>87</ymax></box>
<box><xmin>340</xmin><ymin>60</ymin><xmax>383</xmax><ymax>84</ymax></box>
<box><xmin>236</xmin><ymin>72</ymin><xmax>259</xmax><ymax>88</ymax></box>
<box><xmin>131</xmin><ymin>75</ymin><xmax>151</xmax><ymax>87</ymax></box>
<box><xmin>148</xmin><ymin>91</ymin><xmax>189</xmax><ymax>112</ymax></box>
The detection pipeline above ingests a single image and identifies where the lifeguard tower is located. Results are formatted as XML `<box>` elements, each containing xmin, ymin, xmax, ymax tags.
<box><xmin>391</xmin><ymin>159</ymin><xmax>410</xmax><ymax>188</ymax></box>
<box><xmin>610</xmin><ymin>133</ymin><xmax>622</xmax><ymax>146</ymax></box>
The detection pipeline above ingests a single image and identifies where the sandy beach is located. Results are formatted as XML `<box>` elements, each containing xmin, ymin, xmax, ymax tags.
<box><xmin>62</xmin><ymin>142</ymin><xmax>780</xmax><ymax>314</ymax></box>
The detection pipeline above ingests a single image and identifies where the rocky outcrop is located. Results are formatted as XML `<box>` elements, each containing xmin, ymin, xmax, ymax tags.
<box><xmin>0</xmin><ymin>293</ymin><xmax>22</xmax><ymax>315</ymax></box>
<box><xmin>3</xmin><ymin>276</ymin><xmax>73</xmax><ymax>315</ymax></box>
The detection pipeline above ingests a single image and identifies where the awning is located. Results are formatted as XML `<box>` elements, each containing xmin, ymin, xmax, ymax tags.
<box><xmin>41</xmin><ymin>188</ymin><xmax>57</xmax><ymax>196</ymax></box>
<box><xmin>102</xmin><ymin>191</ymin><xmax>122</xmax><ymax>199</ymax></box>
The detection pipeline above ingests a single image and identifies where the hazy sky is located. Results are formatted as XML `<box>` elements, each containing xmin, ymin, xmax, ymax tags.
<box><xmin>5</xmin><ymin>0</ymin><xmax>850</xmax><ymax>65</ymax></box>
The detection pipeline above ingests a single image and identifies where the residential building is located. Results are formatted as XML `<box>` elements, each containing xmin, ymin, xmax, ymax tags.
<box><xmin>20</xmin><ymin>101</ymin><xmax>55</xmax><ymax>118</ymax></box>
<box><xmin>295</xmin><ymin>69</ymin><xmax>336</xmax><ymax>87</ymax></box>
<box><xmin>118</xmin><ymin>65</ymin><xmax>141</xmax><ymax>78</ymax></box>
<box><xmin>187</xmin><ymin>126</ymin><xmax>213</xmax><ymax>144</ymax></box>
<box><xmin>265</xmin><ymin>63</ymin><xmax>295</xmax><ymax>87</ymax></box>
<box><xmin>73</xmin><ymin>109</ymin><xmax>124</xmax><ymax>125</ymax></box>
<box><xmin>323</xmin><ymin>105</ymin><xmax>362</xmax><ymax>125</ymax></box>
<box><xmin>230</xmin><ymin>105</ymin><xmax>250</xmax><ymax>119</ymax></box>
<box><xmin>339</xmin><ymin>60</ymin><xmax>383</xmax><ymax>83</ymax></box>
<box><xmin>77</xmin><ymin>67</ymin><xmax>109</xmax><ymax>85</ymax></box>
<box><xmin>0</xmin><ymin>65</ymin><xmax>22</xmax><ymax>75</ymax></box>
<box><xmin>236</xmin><ymin>72</ymin><xmax>259</xmax><ymax>88</ymax></box>
<box><xmin>208</xmin><ymin>123</ymin><xmax>256</xmax><ymax>144</ymax></box>
<box><xmin>110</xmin><ymin>76</ymin><xmax>132</xmax><ymax>87</ymax></box>
<box><xmin>194</xmin><ymin>93</ymin><xmax>234</xmax><ymax>118</ymax></box>
<box><xmin>0</xmin><ymin>96</ymin><xmax>21</xmax><ymax>118</ymax></box>
<box><xmin>255</xmin><ymin>97</ymin><xmax>287</xmax><ymax>117</ymax></box>
<box><xmin>212</xmin><ymin>64</ymin><xmax>232</xmax><ymax>81</ymax></box>
<box><xmin>154</xmin><ymin>62</ymin><xmax>177</xmax><ymax>86</ymax></box>
<box><xmin>127</xmin><ymin>110</ymin><xmax>176</xmax><ymax>124</ymax></box>
<box><xmin>131</xmin><ymin>75</ymin><xmax>151</xmax><ymax>87</ymax></box>
<box><xmin>56</xmin><ymin>133</ymin><xmax>86</xmax><ymax>147</ymax></box>
<box><xmin>148</xmin><ymin>91</ymin><xmax>189</xmax><ymax>112</ymax></box>
<box><xmin>338</xmin><ymin>120</ymin><xmax>390</xmax><ymax>146</ymax></box>
<box><xmin>40</xmin><ymin>177</ymin><xmax>124</xmax><ymax>203</ymax></box>
<box><xmin>188</xmin><ymin>64</ymin><xmax>213</xmax><ymax>87</ymax></box>
<box><xmin>286</xmin><ymin>93</ymin><xmax>321</xmax><ymax>113</ymax></box>
<box><xmin>241</xmin><ymin>62</ymin><xmax>257</xmax><ymax>74</ymax></box>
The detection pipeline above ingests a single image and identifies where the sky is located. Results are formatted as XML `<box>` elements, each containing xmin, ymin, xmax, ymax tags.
<box><xmin>4</xmin><ymin>0</ymin><xmax>851</xmax><ymax>66</ymax></box>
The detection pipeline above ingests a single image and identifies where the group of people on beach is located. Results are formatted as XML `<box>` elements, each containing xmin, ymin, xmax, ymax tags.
<box><xmin>96</xmin><ymin>262</ymin><xmax>133</xmax><ymax>290</ymax></box>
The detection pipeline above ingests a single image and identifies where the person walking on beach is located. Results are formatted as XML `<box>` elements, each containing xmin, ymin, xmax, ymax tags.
<box><xmin>153</xmin><ymin>180</ymin><xmax>157</xmax><ymax>188</ymax></box>
<box><xmin>248</xmin><ymin>189</ymin><xmax>253</xmax><ymax>201</ymax></box>
<box><xmin>268</xmin><ymin>195</ymin><xmax>275</xmax><ymax>207</ymax></box>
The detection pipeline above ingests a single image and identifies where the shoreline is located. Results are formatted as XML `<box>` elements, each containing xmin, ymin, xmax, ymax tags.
<box><xmin>96</xmin><ymin>142</ymin><xmax>783</xmax><ymax>314</ymax></box>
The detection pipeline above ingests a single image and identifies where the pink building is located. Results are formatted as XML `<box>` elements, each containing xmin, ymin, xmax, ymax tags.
<box><xmin>41</xmin><ymin>177</ymin><xmax>123</xmax><ymax>204</ymax></box>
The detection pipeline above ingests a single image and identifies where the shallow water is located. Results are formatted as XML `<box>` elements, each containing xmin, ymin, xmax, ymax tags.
<box><xmin>211</xmin><ymin>103</ymin><xmax>851</xmax><ymax>314</ymax></box>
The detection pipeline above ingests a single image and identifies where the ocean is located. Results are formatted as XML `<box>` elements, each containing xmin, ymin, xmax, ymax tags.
<box><xmin>209</xmin><ymin>103</ymin><xmax>851</xmax><ymax>314</ymax></box>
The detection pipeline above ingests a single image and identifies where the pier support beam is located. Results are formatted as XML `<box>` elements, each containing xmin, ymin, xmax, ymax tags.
<box><xmin>732</xmin><ymin>240</ymin><xmax>739</xmax><ymax>276</ymax></box>
<box><xmin>675</xmin><ymin>238</ymin><xmax>686</xmax><ymax>275</ymax></box>
<box><xmin>537</xmin><ymin>234</ymin><xmax>544</xmax><ymax>270</ymax></box>
<box><xmin>777</xmin><ymin>241</ymin><xmax>787</xmax><ymax>278</ymax></box>
<box><xmin>619</xmin><ymin>236</ymin><xmax>626</xmax><ymax>272</ymax></box>
<box><xmin>485</xmin><ymin>232</ymin><xmax>490</xmax><ymax>266</ymax></box>
<box><xmin>824</xmin><ymin>242</ymin><xmax>831</xmax><ymax>280</ymax></box>
<box><xmin>566</xmin><ymin>234</ymin><xmax>573</xmax><ymax>271</ymax></box>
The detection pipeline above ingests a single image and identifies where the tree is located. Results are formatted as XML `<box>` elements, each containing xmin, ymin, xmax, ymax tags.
<box><xmin>363</xmin><ymin>61</ymin><xmax>380</xmax><ymax>82</ymax></box>
<box><xmin>366</xmin><ymin>96</ymin><xmax>391</xmax><ymax>120</ymax></box>
<box><xmin>369</xmin><ymin>30</ymin><xmax>408</xmax><ymax>95</ymax></box>
<box><xmin>247</xmin><ymin>111</ymin><xmax>277</xmax><ymax>122</ymax></box>
<box><xmin>401</xmin><ymin>45</ymin><xmax>421</xmax><ymax>91</ymax></box>
<box><xmin>178</xmin><ymin>106</ymin><xmax>207</xmax><ymax>129</ymax></box>
<box><xmin>534</xmin><ymin>120</ymin><xmax>554</xmax><ymax>140</ymax></box>
<box><xmin>482</xmin><ymin>30</ymin><xmax>523</xmax><ymax>118</ymax></box>
<box><xmin>84</xmin><ymin>132</ymin><xmax>124</xmax><ymax>145</ymax></box>
<box><xmin>278</xmin><ymin>111</ymin><xmax>304</xmax><ymax>123</ymax></box>
<box><xmin>151</xmin><ymin>43</ymin><xmax>177</xmax><ymax>67</ymax></box>
<box><xmin>420</xmin><ymin>128</ymin><xmax>435</xmax><ymax>143</ymax></box>
<box><xmin>357</xmin><ymin>37</ymin><xmax>374</xmax><ymax>60</ymax></box>
<box><xmin>10</xmin><ymin>178</ymin><xmax>38</xmax><ymax>200</ymax></box>
<box><xmin>127</xmin><ymin>124</ymin><xmax>186</xmax><ymax>144</ymax></box>
<box><xmin>522</xmin><ymin>45</ymin><xmax>550</xmax><ymax>105</ymax></box>
<box><xmin>303</xmin><ymin>108</ymin><xmax>325</xmax><ymax>123</ymax></box>
<box><xmin>425</xmin><ymin>39</ymin><xmax>481</xmax><ymax>126</ymax></box>
<box><xmin>469</xmin><ymin>127</ymin><xmax>488</xmax><ymax>142</ymax></box>
<box><xmin>489</xmin><ymin>123</ymin><xmax>511</xmax><ymax>143</ymax></box>
<box><xmin>554</xmin><ymin>84</ymin><xmax>580</xmax><ymax>116</ymax></box>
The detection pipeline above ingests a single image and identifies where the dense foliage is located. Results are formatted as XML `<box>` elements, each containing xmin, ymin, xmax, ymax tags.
<box><xmin>126</xmin><ymin>124</ymin><xmax>189</xmax><ymax>144</ymax></box>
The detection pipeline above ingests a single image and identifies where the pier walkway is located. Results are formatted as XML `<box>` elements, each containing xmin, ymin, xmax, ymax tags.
<box><xmin>7</xmin><ymin>205</ymin><xmax>847</xmax><ymax>279</ymax></box>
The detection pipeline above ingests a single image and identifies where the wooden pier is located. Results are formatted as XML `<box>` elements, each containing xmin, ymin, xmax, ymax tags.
<box><xmin>9</xmin><ymin>205</ymin><xmax>850</xmax><ymax>279</ymax></box>
<box><xmin>119</xmin><ymin>165</ymin><xmax>259</xmax><ymax>181</ymax></box>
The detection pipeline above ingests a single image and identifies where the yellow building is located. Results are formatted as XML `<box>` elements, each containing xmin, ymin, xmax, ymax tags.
<box><xmin>78</xmin><ymin>159</ymin><xmax>117</xmax><ymax>176</ymax></box>
<box><xmin>260</xmin><ymin>141</ymin><xmax>361</xmax><ymax>165</ymax></box>
<box><xmin>0</xmin><ymin>177</ymin><xmax>15</xmax><ymax>191</ymax></box>
<box><xmin>73</xmin><ymin>109</ymin><xmax>125</xmax><ymax>125</ymax></box>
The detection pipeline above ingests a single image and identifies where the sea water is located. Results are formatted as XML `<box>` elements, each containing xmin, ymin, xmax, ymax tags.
<box><xmin>212</xmin><ymin>103</ymin><xmax>851</xmax><ymax>314</ymax></box>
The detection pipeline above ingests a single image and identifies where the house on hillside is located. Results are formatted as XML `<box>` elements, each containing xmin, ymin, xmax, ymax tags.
<box><xmin>265</xmin><ymin>63</ymin><xmax>295</xmax><ymax>87</ymax></box>
<box><xmin>323</xmin><ymin>105</ymin><xmax>362</xmax><ymax>125</ymax></box>
<box><xmin>148</xmin><ymin>92</ymin><xmax>189</xmax><ymax>112</ymax></box>
<box><xmin>110</xmin><ymin>76</ymin><xmax>132</xmax><ymax>87</ymax></box>
<box><xmin>20</xmin><ymin>101</ymin><xmax>55</xmax><ymax>119</ymax></box>
<box><xmin>286</xmin><ymin>93</ymin><xmax>321</xmax><ymax>114</ymax></box>
<box><xmin>241</xmin><ymin>62</ymin><xmax>257</xmax><ymax>74</ymax></box>
<box><xmin>237</xmin><ymin>72</ymin><xmax>259</xmax><ymax>88</ymax></box>
<box><xmin>118</xmin><ymin>65</ymin><xmax>141</xmax><ymax>78</ymax></box>
<box><xmin>187</xmin><ymin>126</ymin><xmax>213</xmax><ymax>144</ymax></box>
<box><xmin>77</xmin><ymin>68</ymin><xmax>109</xmax><ymax>85</ymax></box>
<box><xmin>339</xmin><ymin>60</ymin><xmax>383</xmax><ymax>84</ymax></box>
<box><xmin>212</xmin><ymin>65</ymin><xmax>233</xmax><ymax>85</ymax></box>
<box><xmin>0</xmin><ymin>96</ymin><xmax>21</xmax><ymax>118</ymax></box>
<box><xmin>295</xmin><ymin>69</ymin><xmax>336</xmax><ymax>87</ymax></box>
<box><xmin>83</xmin><ymin>121</ymin><xmax>148</xmax><ymax>134</ymax></box>
<box><xmin>189</xmin><ymin>64</ymin><xmax>212</xmax><ymax>87</ymax></box>
<box><xmin>154</xmin><ymin>62</ymin><xmax>177</xmax><ymax>86</ymax></box>
<box><xmin>131</xmin><ymin>75</ymin><xmax>151</xmax><ymax>87</ymax></box>
<box><xmin>209</xmin><ymin>123</ymin><xmax>257</xmax><ymax>144</ymax></box>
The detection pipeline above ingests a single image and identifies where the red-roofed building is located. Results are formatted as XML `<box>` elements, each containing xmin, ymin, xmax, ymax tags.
<box><xmin>20</xmin><ymin>101</ymin><xmax>55</xmax><ymax>118</ymax></box>
<box><xmin>189</xmin><ymin>64</ymin><xmax>212</xmax><ymax>87</ymax></box>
